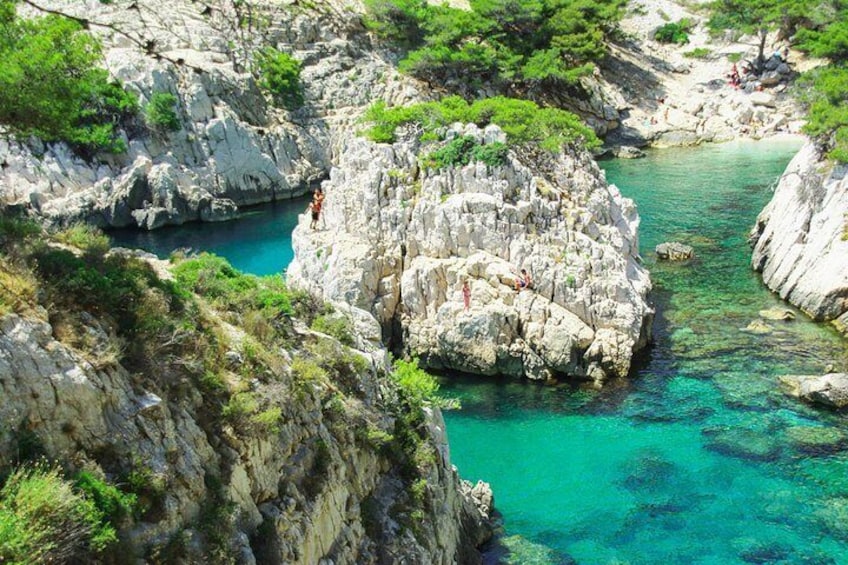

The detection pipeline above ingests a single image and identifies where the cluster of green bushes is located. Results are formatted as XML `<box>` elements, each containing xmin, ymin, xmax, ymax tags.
<box><xmin>362</xmin><ymin>95</ymin><xmax>600</xmax><ymax>153</ymax></box>
<box><xmin>0</xmin><ymin>464</ymin><xmax>134</xmax><ymax>563</ymax></box>
<box><xmin>145</xmin><ymin>92</ymin><xmax>181</xmax><ymax>133</ymax></box>
<box><xmin>427</xmin><ymin>136</ymin><xmax>509</xmax><ymax>168</ymax></box>
<box><xmin>255</xmin><ymin>47</ymin><xmax>304</xmax><ymax>109</ymax></box>
<box><xmin>364</xmin><ymin>0</ymin><xmax>625</xmax><ymax>88</ymax></box>
<box><xmin>653</xmin><ymin>19</ymin><xmax>693</xmax><ymax>44</ymax></box>
<box><xmin>793</xmin><ymin>5</ymin><xmax>848</xmax><ymax>163</ymax></box>
<box><xmin>0</xmin><ymin>3</ymin><xmax>139</xmax><ymax>157</ymax></box>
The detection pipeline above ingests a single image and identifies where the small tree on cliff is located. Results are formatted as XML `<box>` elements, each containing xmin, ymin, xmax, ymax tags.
<box><xmin>707</xmin><ymin>0</ymin><xmax>809</xmax><ymax>72</ymax></box>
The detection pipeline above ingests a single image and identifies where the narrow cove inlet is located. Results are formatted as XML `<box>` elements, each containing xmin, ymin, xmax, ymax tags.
<box><xmin>111</xmin><ymin>139</ymin><xmax>848</xmax><ymax>564</ymax></box>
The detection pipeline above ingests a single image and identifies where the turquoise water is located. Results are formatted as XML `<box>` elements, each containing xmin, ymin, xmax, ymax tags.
<box><xmin>108</xmin><ymin>197</ymin><xmax>307</xmax><ymax>276</ymax></box>
<box><xmin>443</xmin><ymin>139</ymin><xmax>848</xmax><ymax>564</ymax></box>
<box><xmin>107</xmin><ymin>141</ymin><xmax>848</xmax><ymax>564</ymax></box>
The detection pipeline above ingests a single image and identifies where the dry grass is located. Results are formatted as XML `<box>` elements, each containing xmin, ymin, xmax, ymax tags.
<box><xmin>0</xmin><ymin>256</ymin><xmax>37</xmax><ymax>316</ymax></box>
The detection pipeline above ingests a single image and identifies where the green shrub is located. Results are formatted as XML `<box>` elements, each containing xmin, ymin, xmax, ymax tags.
<box><xmin>54</xmin><ymin>223</ymin><xmax>111</xmax><ymax>257</ymax></box>
<box><xmin>311</xmin><ymin>314</ymin><xmax>354</xmax><ymax>346</ymax></box>
<box><xmin>291</xmin><ymin>356</ymin><xmax>328</xmax><ymax>388</ymax></box>
<box><xmin>654</xmin><ymin>19</ymin><xmax>692</xmax><ymax>44</ymax></box>
<box><xmin>683</xmin><ymin>47</ymin><xmax>711</xmax><ymax>59</ymax></box>
<box><xmin>145</xmin><ymin>92</ymin><xmax>181</xmax><ymax>133</ymax></box>
<box><xmin>391</xmin><ymin>358</ymin><xmax>442</xmax><ymax>408</ymax></box>
<box><xmin>252</xmin><ymin>407</ymin><xmax>283</xmax><ymax>434</ymax></box>
<box><xmin>362</xmin><ymin>96</ymin><xmax>599</xmax><ymax>153</ymax></box>
<box><xmin>0</xmin><ymin>464</ymin><xmax>118</xmax><ymax>563</ymax></box>
<box><xmin>255</xmin><ymin>47</ymin><xmax>303</xmax><ymax>109</ymax></box>
<box><xmin>0</xmin><ymin>8</ymin><xmax>138</xmax><ymax>157</ymax></box>
<box><xmin>222</xmin><ymin>392</ymin><xmax>259</xmax><ymax>426</ymax></box>
<box><xmin>797</xmin><ymin>66</ymin><xmax>848</xmax><ymax>163</ymax></box>
<box><xmin>363</xmin><ymin>0</ymin><xmax>427</xmax><ymax>43</ymax></box>
<box><xmin>172</xmin><ymin>253</ymin><xmax>293</xmax><ymax>315</ymax></box>
<box><xmin>74</xmin><ymin>471</ymin><xmax>136</xmax><ymax>525</ymax></box>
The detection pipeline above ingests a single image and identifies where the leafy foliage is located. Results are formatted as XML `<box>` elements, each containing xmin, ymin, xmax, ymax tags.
<box><xmin>364</xmin><ymin>0</ymin><xmax>625</xmax><ymax>87</ymax></box>
<box><xmin>427</xmin><ymin>135</ymin><xmax>509</xmax><ymax>168</ymax></box>
<box><xmin>145</xmin><ymin>92</ymin><xmax>181</xmax><ymax>133</ymax></box>
<box><xmin>654</xmin><ymin>19</ymin><xmax>693</xmax><ymax>44</ymax></box>
<box><xmin>255</xmin><ymin>47</ymin><xmax>304</xmax><ymax>109</ymax></box>
<box><xmin>391</xmin><ymin>358</ymin><xmax>455</xmax><ymax>409</ymax></box>
<box><xmin>797</xmin><ymin>66</ymin><xmax>848</xmax><ymax>162</ymax></box>
<box><xmin>0</xmin><ymin>464</ymin><xmax>119</xmax><ymax>563</ymax></box>
<box><xmin>0</xmin><ymin>4</ymin><xmax>138</xmax><ymax>157</ymax></box>
<box><xmin>171</xmin><ymin>253</ymin><xmax>293</xmax><ymax>315</ymax></box>
<box><xmin>362</xmin><ymin>95</ymin><xmax>600</xmax><ymax>152</ymax></box>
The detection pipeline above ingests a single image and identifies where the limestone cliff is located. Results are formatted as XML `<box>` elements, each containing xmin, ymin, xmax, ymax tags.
<box><xmin>0</xmin><ymin>0</ymin><xmax>425</xmax><ymax>230</ymax></box>
<box><xmin>288</xmin><ymin>125</ymin><xmax>653</xmax><ymax>384</ymax></box>
<box><xmin>0</xmin><ymin>242</ymin><xmax>492</xmax><ymax>563</ymax></box>
<box><xmin>750</xmin><ymin>142</ymin><xmax>848</xmax><ymax>334</ymax></box>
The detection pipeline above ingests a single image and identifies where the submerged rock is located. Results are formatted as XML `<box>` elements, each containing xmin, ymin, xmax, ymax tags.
<box><xmin>702</xmin><ymin>425</ymin><xmax>782</xmax><ymax>462</ymax></box>
<box><xmin>779</xmin><ymin>373</ymin><xmax>848</xmax><ymax>409</ymax></box>
<box><xmin>288</xmin><ymin>126</ymin><xmax>653</xmax><ymax>385</ymax></box>
<box><xmin>758</xmin><ymin>307</ymin><xmax>795</xmax><ymax>321</ymax></box>
<box><xmin>655</xmin><ymin>242</ymin><xmax>694</xmax><ymax>261</ymax></box>
<box><xmin>786</xmin><ymin>426</ymin><xmax>847</xmax><ymax>455</ymax></box>
<box><xmin>741</xmin><ymin>319</ymin><xmax>774</xmax><ymax>334</ymax></box>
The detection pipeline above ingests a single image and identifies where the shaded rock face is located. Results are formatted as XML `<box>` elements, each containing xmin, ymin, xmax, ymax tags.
<box><xmin>750</xmin><ymin>142</ymin><xmax>848</xmax><ymax>332</ymax></box>
<box><xmin>0</xmin><ymin>0</ymin><xmax>425</xmax><ymax>230</ymax></box>
<box><xmin>0</xmin><ymin>307</ymin><xmax>491</xmax><ymax>563</ymax></box>
<box><xmin>288</xmin><ymin>125</ymin><xmax>653</xmax><ymax>385</ymax></box>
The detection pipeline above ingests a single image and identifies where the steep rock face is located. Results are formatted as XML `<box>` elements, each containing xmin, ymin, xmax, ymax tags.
<box><xmin>750</xmin><ymin>142</ymin><xmax>848</xmax><ymax>332</ymax></box>
<box><xmin>0</xmin><ymin>0</ymin><xmax>424</xmax><ymax>229</ymax></box>
<box><xmin>0</xmin><ymin>302</ymin><xmax>491</xmax><ymax>562</ymax></box>
<box><xmin>288</xmin><ymin>125</ymin><xmax>653</xmax><ymax>384</ymax></box>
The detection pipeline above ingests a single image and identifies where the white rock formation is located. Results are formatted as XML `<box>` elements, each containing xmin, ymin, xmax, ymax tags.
<box><xmin>750</xmin><ymin>142</ymin><xmax>848</xmax><ymax>332</ymax></box>
<box><xmin>779</xmin><ymin>373</ymin><xmax>848</xmax><ymax>409</ymax></box>
<box><xmin>0</xmin><ymin>0</ymin><xmax>425</xmax><ymax>229</ymax></box>
<box><xmin>288</xmin><ymin>125</ymin><xmax>653</xmax><ymax>384</ymax></box>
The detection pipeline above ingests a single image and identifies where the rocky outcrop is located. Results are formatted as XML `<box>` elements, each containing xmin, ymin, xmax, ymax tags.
<box><xmin>288</xmin><ymin>125</ymin><xmax>653</xmax><ymax>384</ymax></box>
<box><xmin>656</xmin><ymin>241</ymin><xmax>693</xmax><ymax>261</ymax></box>
<box><xmin>750</xmin><ymin>142</ymin><xmax>848</xmax><ymax>332</ymax></box>
<box><xmin>779</xmin><ymin>373</ymin><xmax>848</xmax><ymax>409</ymax></box>
<box><xmin>0</xmin><ymin>295</ymin><xmax>491</xmax><ymax>562</ymax></box>
<box><xmin>0</xmin><ymin>0</ymin><xmax>425</xmax><ymax>230</ymax></box>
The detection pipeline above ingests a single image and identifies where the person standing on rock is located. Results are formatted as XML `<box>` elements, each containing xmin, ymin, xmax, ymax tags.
<box><xmin>309</xmin><ymin>187</ymin><xmax>324</xmax><ymax>230</ymax></box>
<box><xmin>462</xmin><ymin>279</ymin><xmax>471</xmax><ymax>310</ymax></box>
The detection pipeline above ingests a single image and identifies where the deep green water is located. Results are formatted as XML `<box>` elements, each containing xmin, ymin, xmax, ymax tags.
<box><xmin>109</xmin><ymin>197</ymin><xmax>307</xmax><ymax>275</ymax></box>
<box><xmin>443</xmin><ymin>139</ymin><xmax>848</xmax><ymax>564</ymax></box>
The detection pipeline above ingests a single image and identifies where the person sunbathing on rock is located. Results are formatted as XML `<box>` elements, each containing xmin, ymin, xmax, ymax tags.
<box><xmin>514</xmin><ymin>269</ymin><xmax>532</xmax><ymax>291</ymax></box>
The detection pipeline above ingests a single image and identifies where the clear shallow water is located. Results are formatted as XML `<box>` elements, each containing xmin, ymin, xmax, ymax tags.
<box><xmin>443</xmin><ymin>139</ymin><xmax>848</xmax><ymax>564</ymax></box>
<box><xmin>108</xmin><ymin>197</ymin><xmax>308</xmax><ymax>276</ymax></box>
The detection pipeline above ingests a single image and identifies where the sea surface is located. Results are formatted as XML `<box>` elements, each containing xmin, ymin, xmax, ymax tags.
<box><xmin>108</xmin><ymin>140</ymin><xmax>848</xmax><ymax>564</ymax></box>
<box><xmin>443</xmin><ymin>138</ymin><xmax>848</xmax><ymax>564</ymax></box>
<box><xmin>109</xmin><ymin>197</ymin><xmax>308</xmax><ymax>276</ymax></box>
